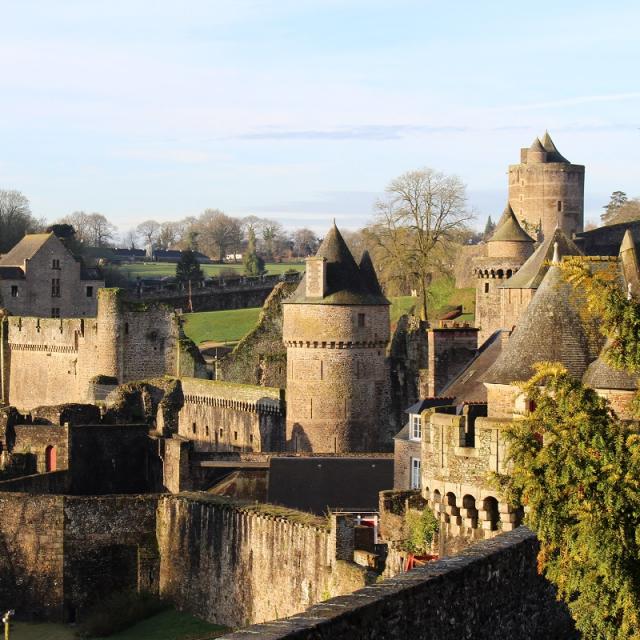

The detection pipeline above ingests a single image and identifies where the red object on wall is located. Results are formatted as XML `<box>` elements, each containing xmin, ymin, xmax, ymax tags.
<box><xmin>45</xmin><ymin>445</ymin><xmax>57</xmax><ymax>472</ymax></box>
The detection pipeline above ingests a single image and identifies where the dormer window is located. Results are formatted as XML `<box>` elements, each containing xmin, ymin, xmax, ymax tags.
<box><xmin>410</xmin><ymin>413</ymin><xmax>422</xmax><ymax>441</ymax></box>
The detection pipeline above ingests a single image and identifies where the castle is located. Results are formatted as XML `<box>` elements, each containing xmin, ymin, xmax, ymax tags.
<box><xmin>392</xmin><ymin>132</ymin><xmax>640</xmax><ymax>559</ymax></box>
<box><xmin>0</xmin><ymin>132</ymin><xmax>631</xmax><ymax>638</ymax></box>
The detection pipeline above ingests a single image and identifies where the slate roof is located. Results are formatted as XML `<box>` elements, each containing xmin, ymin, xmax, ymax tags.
<box><xmin>440</xmin><ymin>331</ymin><xmax>505</xmax><ymax>402</ymax></box>
<box><xmin>405</xmin><ymin>397</ymin><xmax>456</xmax><ymax>415</ymax></box>
<box><xmin>541</xmin><ymin>131</ymin><xmax>569</xmax><ymax>163</ymax></box>
<box><xmin>0</xmin><ymin>233</ymin><xmax>53</xmax><ymax>267</ymax></box>
<box><xmin>0</xmin><ymin>266</ymin><xmax>25</xmax><ymax>279</ymax></box>
<box><xmin>484</xmin><ymin>263</ymin><xmax>604</xmax><ymax>385</ymax></box>
<box><xmin>287</xmin><ymin>223</ymin><xmax>389</xmax><ymax>305</ymax></box>
<box><xmin>267</xmin><ymin>457</ymin><xmax>394</xmax><ymax>514</ymax></box>
<box><xmin>582</xmin><ymin>340</ymin><xmax>638</xmax><ymax>391</ymax></box>
<box><xmin>529</xmin><ymin>137</ymin><xmax>545</xmax><ymax>153</ymax></box>
<box><xmin>489</xmin><ymin>204</ymin><xmax>534</xmax><ymax>244</ymax></box>
<box><xmin>501</xmin><ymin>228</ymin><xmax>582</xmax><ymax>289</ymax></box>
<box><xmin>358</xmin><ymin>250</ymin><xmax>384</xmax><ymax>297</ymax></box>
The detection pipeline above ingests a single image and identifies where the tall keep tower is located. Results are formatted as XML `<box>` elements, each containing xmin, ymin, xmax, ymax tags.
<box><xmin>473</xmin><ymin>204</ymin><xmax>534</xmax><ymax>345</ymax></box>
<box><xmin>508</xmin><ymin>132</ymin><xmax>584</xmax><ymax>240</ymax></box>
<box><xmin>282</xmin><ymin>224</ymin><xmax>390</xmax><ymax>453</ymax></box>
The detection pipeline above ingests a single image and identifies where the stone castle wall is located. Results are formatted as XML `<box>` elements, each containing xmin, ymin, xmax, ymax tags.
<box><xmin>426</xmin><ymin>328</ymin><xmax>478</xmax><ymax>396</ymax></box>
<box><xmin>157</xmin><ymin>495</ymin><xmax>369</xmax><ymax>628</ymax></box>
<box><xmin>1</xmin><ymin>289</ymin><xmax>191</xmax><ymax>410</ymax></box>
<box><xmin>500</xmin><ymin>287</ymin><xmax>535</xmax><ymax>332</ymax></box>
<box><xmin>473</xmin><ymin>258</ymin><xmax>524</xmax><ymax>346</ymax></box>
<box><xmin>0</xmin><ymin>494</ymin><xmax>158</xmax><ymax>622</ymax></box>
<box><xmin>221</xmin><ymin>527</ymin><xmax>576</xmax><ymax>640</ymax></box>
<box><xmin>178</xmin><ymin>378</ymin><xmax>285</xmax><ymax>452</ymax></box>
<box><xmin>283</xmin><ymin>304</ymin><xmax>391</xmax><ymax>452</ymax></box>
<box><xmin>508</xmin><ymin>161</ymin><xmax>584</xmax><ymax>240</ymax></box>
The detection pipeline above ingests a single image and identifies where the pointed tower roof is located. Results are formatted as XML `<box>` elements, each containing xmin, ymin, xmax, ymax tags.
<box><xmin>619</xmin><ymin>228</ymin><xmax>640</xmax><ymax>297</ymax></box>
<box><xmin>583</xmin><ymin>338</ymin><xmax>638</xmax><ymax>391</ymax></box>
<box><xmin>484</xmin><ymin>263</ymin><xmax>603</xmax><ymax>385</ymax></box>
<box><xmin>540</xmin><ymin>131</ymin><xmax>569</xmax><ymax>162</ymax></box>
<box><xmin>358</xmin><ymin>250</ymin><xmax>384</xmax><ymax>297</ymax></box>
<box><xmin>529</xmin><ymin>137</ymin><xmax>545</xmax><ymax>152</ymax></box>
<box><xmin>287</xmin><ymin>223</ymin><xmax>389</xmax><ymax>305</ymax></box>
<box><xmin>489</xmin><ymin>204</ymin><xmax>535</xmax><ymax>243</ymax></box>
<box><xmin>501</xmin><ymin>227</ymin><xmax>582</xmax><ymax>289</ymax></box>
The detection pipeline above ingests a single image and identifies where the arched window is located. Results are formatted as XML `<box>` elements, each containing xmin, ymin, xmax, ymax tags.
<box><xmin>482</xmin><ymin>496</ymin><xmax>500</xmax><ymax>531</ymax></box>
<box><xmin>45</xmin><ymin>445</ymin><xmax>57</xmax><ymax>472</ymax></box>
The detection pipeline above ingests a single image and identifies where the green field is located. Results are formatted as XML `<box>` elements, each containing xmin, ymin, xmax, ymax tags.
<box><xmin>114</xmin><ymin>261</ymin><xmax>303</xmax><ymax>280</ymax></box>
<box><xmin>11</xmin><ymin>610</ymin><xmax>227</xmax><ymax>640</ymax></box>
<box><xmin>183</xmin><ymin>307</ymin><xmax>262</xmax><ymax>346</ymax></box>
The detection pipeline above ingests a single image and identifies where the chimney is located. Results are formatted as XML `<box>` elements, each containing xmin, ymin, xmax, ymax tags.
<box><xmin>305</xmin><ymin>257</ymin><xmax>327</xmax><ymax>298</ymax></box>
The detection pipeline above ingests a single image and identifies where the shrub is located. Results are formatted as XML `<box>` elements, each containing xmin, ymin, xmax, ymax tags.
<box><xmin>400</xmin><ymin>507</ymin><xmax>439</xmax><ymax>554</ymax></box>
<box><xmin>76</xmin><ymin>590</ymin><xmax>168</xmax><ymax>638</ymax></box>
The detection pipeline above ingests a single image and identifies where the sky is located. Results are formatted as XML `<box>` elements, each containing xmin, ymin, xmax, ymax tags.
<box><xmin>0</xmin><ymin>0</ymin><xmax>638</xmax><ymax>237</ymax></box>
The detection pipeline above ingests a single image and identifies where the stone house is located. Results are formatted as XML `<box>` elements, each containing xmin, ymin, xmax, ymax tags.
<box><xmin>0</xmin><ymin>232</ymin><xmax>104</xmax><ymax>318</ymax></box>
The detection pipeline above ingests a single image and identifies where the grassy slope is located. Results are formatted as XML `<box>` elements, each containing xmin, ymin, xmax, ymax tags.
<box><xmin>183</xmin><ymin>279</ymin><xmax>475</xmax><ymax>346</ymax></box>
<box><xmin>11</xmin><ymin>611</ymin><xmax>227</xmax><ymax>640</ymax></box>
<box><xmin>115</xmin><ymin>262</ymin><xmax>303</xmax><ymax>279</ymax></box>
<box><xmin>183</xmin><ymin>307</ymin><xmax>262</xmax><ymax>345</ymax></box>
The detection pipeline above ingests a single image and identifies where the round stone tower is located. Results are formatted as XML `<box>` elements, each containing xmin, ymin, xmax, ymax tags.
<box><xmin>282</xmin><ymin>224</ymin><xmax>390</xmax><ymax>453</ymax></box>
<box><xmin>473</xmin><ymin>204</ymin><xmax>534</xmax><ymax>345</ymax></box>
<box><xmin>508</xmin><ymin>131</ymin><xmax>584</xmax><ymax>241</ymax></box>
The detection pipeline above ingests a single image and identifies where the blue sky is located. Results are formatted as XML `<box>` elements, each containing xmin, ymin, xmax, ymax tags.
<box><xmin>0</xmin><ymin>0</ymin><xmax>638</xmax><ymax>236</ymax></box>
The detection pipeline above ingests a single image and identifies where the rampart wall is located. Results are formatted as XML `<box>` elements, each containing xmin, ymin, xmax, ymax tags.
<box><xmin>157</xmin><ymin>494</ymin><xmax>369</xmax><ymax>628</ymax></box>
<box><xmin>220</xmin><ymin>527</ymin><xmax>576</xmax><ymax>640</ymax></box>
<box><xmin>1</xmin><ymin>289</ymin><xmax>201</xmax><ymax>410</ymax></box>
<box><xmin>178</xmin><ymin>378</ymin><xmax>285</xmax><ymax>452</ymax></box>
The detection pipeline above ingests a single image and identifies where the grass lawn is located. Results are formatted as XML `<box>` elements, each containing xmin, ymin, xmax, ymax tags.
<box><xmin>114</xmin><ymin>262</ymin><xmax>303</xmax><ymax>280</ymax></box>
<box><xmin>11</xmin><ymin>610</ymin><xmax>228</xmax><ymax>640</ymax></box>
<box><xmin>183</xmin><ymin>307</ymin><xmax>262</xmax><ymax>346</ymax></box>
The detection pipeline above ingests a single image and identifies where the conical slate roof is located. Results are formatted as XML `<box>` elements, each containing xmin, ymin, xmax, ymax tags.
<box><xmin>583</xmin><ymin>339</ymin><xmax>638</xmax><ymax>391</ymax></box>
<box><xmin>501</xmin><ymin>227</ymin><xmax>582</xmax><ymax>289</ymax></box>
<box><xmin>287</xmin><ymin>223</ymin><xmax>390</xmax><ymax>305</ymax></box>
<box><xmin>541</xmin><ymin>131</ymin><xmax>569</xmax><ymax>163</ymax></box>
<box><xmin>484</xmin><ymin>262</ymin><xmax>603</xmax><ymax>385</ymax></box>
<box><xmin>489</xmin><ymin>204</ymin><xmax>534</xmax><ymax>243</ymax></box>
<box><xmin>529</xmin><ymin>137</ymin><xmax>546</xmax><ymax>152</ymax></box>
<box><xmin>358</xmin><ymin>250</ymin><xmax>384</xmax><ymax>297</ymax></box>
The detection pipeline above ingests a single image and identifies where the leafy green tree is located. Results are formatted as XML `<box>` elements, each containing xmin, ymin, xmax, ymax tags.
<box><xmin>501</xmin><ymin>363</ymin><xmax>640</xmax><ymax>640</ymax></box>
<box><xmin>176</xmin><ymin>249</ymin><xmax>204</xmax><ymax>285</ymax></box>
<box><xmin>243</xmin><ymin>227</ymin><xmax>265</xmax><ymax>276</ymax></box>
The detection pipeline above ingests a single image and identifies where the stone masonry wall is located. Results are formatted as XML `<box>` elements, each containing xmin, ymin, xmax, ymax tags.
<box><xmin>426</xmin><ymin>328</ymin><xmax>478</xmax><ymax>396</ymax></box>
<box><xmin>0</xmin><ymin>493</ymin><xmax>65</xmax><ymax>619</ymax></box>
<box><xmin>157</xmin><ymin>494</ymin><xmax>368</xmax><ymax>628</ymax></box>
<box><xmin>218</xmin><ymin>281</ymin><xmax>297</xmax><ymax>387</ymax></box>
<box><xmin>2</xmin><ymin>289</ymin><xmax>189</xmax><ymax>410</ymax></box>
<box><xmin>178</xmin><ymin>378</ymin><xmax>285</xmax><ymax>452</ymax></box>
<box><xmin>220</xmin><ymin>527</ymin><xmax>576</xmax><ymax>640</ymax></box>
<box><xmin>283</xmin><ymin>304</ymin><xmax>391</xmax><ymax>452</ymax></box>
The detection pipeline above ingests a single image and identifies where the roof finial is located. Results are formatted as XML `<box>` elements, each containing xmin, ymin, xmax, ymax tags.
<box><xmin>552</xmin><ymin>241</ymin><xmax>561</xmax><ymax>264</ymax></box>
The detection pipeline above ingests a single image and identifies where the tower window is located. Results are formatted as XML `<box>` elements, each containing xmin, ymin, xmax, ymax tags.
<box><xmin>51</xmin><ymin>307</ymin><xmax>60</xmax><ymax>318</ymax></box>
<box><xmin>51</xmin><ymin>278</ymin><xmax>61</xmax><ymax>297</ymax></box>
<box><xmin>52</xmin><ymin>258</ymin><xmax>60</xmax><ymax>269</ymax></box>
<box><xmin>484</xmin><ymin>282</ymin><xmax>489</xmax><ymax>294</ymax></box>
<box><xmin>10</xmin><ymin>285</ymin><xmax>18</xmax><ymax>297</ymax></box>
<box><xmin>557</xmin><ymin>200</ymin><xmax>563</xmax><ymax>212</ymax></box>
<box><xmin>357</xmin><ymin>313</ymin><xmax>366</xmax><ymax>328</ymax></box>
<box><xmin>86</xmin><ymin>286</ymin><xmax>94</xmax><ymax>297</ymax></box>
<box><xmin>192</xmin><ymin>422</ymin><xmax>196</xmax><ymax>434</ymax></box>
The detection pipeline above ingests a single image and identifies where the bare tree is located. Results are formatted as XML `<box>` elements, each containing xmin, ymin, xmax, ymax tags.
<box><xmin>86</xmin><ymin>213</ymin><xmax>117</xmax><ymax>247</ymax></box>
<box><xmin>136</xmin><ymin>219</ymin><xmax>161</xmax><ymax>249</ymax></box>
<box><xmin>0</xmin><ymin>190</ymin><xmax>43</xmax><ymax>252</ymax></box>
<box><xmin>157</xmin><ymin>221</ymin><xmax>183</xmax><ymax>249</ymax></box>
<box><xmin>122</xmin><ymin>229</ymin><xmax>139</xmax><ymax>249</ymax></box>
<box><xmin>292</xmin><ymin>228</ymin><xmax>319</xmax><ymax>257</ymax></box>
<box><xmin>370</xmin><ymin>168</ymin><xmax>473</xmax><ymax>322</ymax></box>
<box><xmin>260</xmin><ymin>219</ymin><xmax>284</xmax><ymax>260</ymax></box>
<box><xmin>197</xmin><ymin>209</ymin><xmax>242</xmax><ymax>261</ymax></box>
<box><xmin>58</xmin><ymin>211</ymin><xmax>92</xmax><ymax>244</ymax></box>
